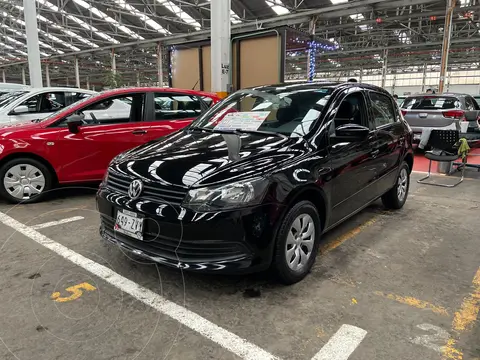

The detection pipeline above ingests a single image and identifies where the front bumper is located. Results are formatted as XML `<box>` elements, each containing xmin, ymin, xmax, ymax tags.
<box><xmin>96</xmin><ymin>187</ymin><xmax>280</xmax><ymax>274</ymax></box>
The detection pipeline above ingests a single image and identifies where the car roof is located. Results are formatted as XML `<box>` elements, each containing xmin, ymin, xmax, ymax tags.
<box><xmin>245</xmin><ymin>81</ymin><xmax>390</xmax><ymax>95</ymax></box>
<box><xmin>97</xmin><ymin>87</ymin><xmax>219</xmax><ymax>98</ymax></box>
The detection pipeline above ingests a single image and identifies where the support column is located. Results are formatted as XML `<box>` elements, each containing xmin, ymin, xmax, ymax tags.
<box><xmin>359</xmin><ymin>68</ymin><xmax>363</xmax><ymax>83</ymax></box>
<box><xmin>439</xmin><ymin>0</ymin><xmax>456</xmax><ymax>93</ymax></box>
<box><xmin>157</xmin><ymin>42</ymin><xmax>164</xmax><ymax>87</ymax></box>
<box><xmin>421</xmin><ymin>62</ymin><xmax>427</xmax><ymax>92</ymax></box>
<box><xmin>2</xmin><ymin>70</ymin><xmax>5</xmax><ymax>83</ymax></box>
<box><xmin>21</xmin><ymin>67</ymin><xmax>26</xmax><ymax>85</ymax></box>
<box><xmin>66</xmin><ymin>77</ymin><xmax>69</xmax><ymax>86</ymax></box>
<box><xmin>23</xmin><ymin>0</ymin><xmax>43</xmax><ymax>87</ymax></box>
<box><xmin>307</xmin><ymin>17</ymin><xmax>317</xmax><ymax>82</ymax></box>
<box><xmin>45</xmin><ymin>63</ymin><xmax>50</xmax><ymax>87</ymax></box>
<box><xmin>392</xmin><ymin>73</ymin><xmax>397</xmax><ymax>95</ymax></box>
<box><xmin>381</xmin><ymin>49</ymin><xmax>388</xmax><ymax>88</ymax></box>
<box><xmin>136</xmin><ymin>71</ymin><xmax>140</xmax><ymax>86</ymax></box>
<box><xmin>74</xmin><ymin>57</ymin><xmax>80</xmax><ymax>88</ymax></box>
<box><xmin>211</xmin><ymin>0</ymin><xmax>231</xmax><ymax>98</ymax></box>
<box><xmin>86</xmin><ymin>76</ymin><xmax>90</xmax><ymax>90</ymax></box>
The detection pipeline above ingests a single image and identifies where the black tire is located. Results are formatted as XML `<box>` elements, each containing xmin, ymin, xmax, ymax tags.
<box><xmin>0</xmin><ymin>157</ymin><xmax>53</xmax><ymax>204</ymax></box>
<box><xmin>381</xmin><ymin>161</ymin><xmax>410</xmax><ymax>210</ymax></box>
<box><xmin>271</xmin><ymin>201</ymin><xmax>322</xmax><ymax>285</ymax></box>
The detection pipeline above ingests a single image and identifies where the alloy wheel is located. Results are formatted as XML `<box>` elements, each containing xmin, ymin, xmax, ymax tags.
<box><xmin>3</xmin><ymin>164</ymin><xmax>46</xmax><ymax>201</ymax></box>
<box><xmin>285</xmin><ymin>213</ymin><xmax>315</xmax><ymax>271</ymax></box>
<box><xmin>397</xmin><ymin>168</ymin><xmax>408</xmax><ymax>202</ymax></box>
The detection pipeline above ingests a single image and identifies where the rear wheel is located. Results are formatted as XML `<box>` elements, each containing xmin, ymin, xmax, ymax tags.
<box><xmin>381</xmin><ymin>161</ymin><xmax>410</xmax><ymax>210</ymax></box>
<box><xmin>0</xmin><ymin>158</ymin><xmax>53</xmax><ymax>204</ymax></box>
<box><xmin>271</xmin><ymin>201</ymin><xmax>321</xmax><ymax>285</ymax></box>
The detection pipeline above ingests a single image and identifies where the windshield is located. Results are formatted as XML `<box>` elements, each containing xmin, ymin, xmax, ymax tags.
<box><xmin>35</xmin><ymin>93</ymin><xmax>94</xmax><ymax>123</ymax></box>
<box><xmin>0</xmin><ymin>91</ymin><xmax>28</xmax><ymax>109</ymax></box>
<box><xmin>401</xmin><ymin>96</ymin><xmax>461</xmax><ymax>110</ymax></box>
<box><xmin>190</xmin><ymin>87</ymin><xmax>332</xmax><ymax>137</ymax></box>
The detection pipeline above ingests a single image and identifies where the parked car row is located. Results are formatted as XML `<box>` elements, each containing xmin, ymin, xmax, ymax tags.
<box><xmin>0</xmin><ymin>82</ymin><xmax>414</xmax><ymax>284</ymax></box>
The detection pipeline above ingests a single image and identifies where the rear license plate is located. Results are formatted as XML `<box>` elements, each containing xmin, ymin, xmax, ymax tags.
<box><xmin>115</xmin><ymin>209</ymin><xmax>144</xmax><ymax>240</ymax></box>
<box><xmin>418</xmin><ymin>113</ymin><xmax>428</xmax><ymax>118</ymax></box>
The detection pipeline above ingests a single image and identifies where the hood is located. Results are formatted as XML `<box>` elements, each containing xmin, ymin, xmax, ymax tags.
<box><xmin>0</xmin><ymin>120</ymin><xmax>42</xmax><ymax>135</ymax></box>
<box><xmin>111</xmin><ymin>130</ymin><xmax>309</xmax><ymax>188</ymax></box>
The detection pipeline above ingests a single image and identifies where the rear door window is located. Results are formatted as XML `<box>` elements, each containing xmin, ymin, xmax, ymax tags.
<box><xmin>401</xmin><ymin>96</ymin><xmax>461</xmax><ymax>110</ymax></box>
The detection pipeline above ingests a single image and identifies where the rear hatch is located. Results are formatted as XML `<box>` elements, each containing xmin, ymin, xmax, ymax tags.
<box><xmin>400</xmin><ymin>96</ymin><xmax>462</xmax><ymax>130</ymax></box>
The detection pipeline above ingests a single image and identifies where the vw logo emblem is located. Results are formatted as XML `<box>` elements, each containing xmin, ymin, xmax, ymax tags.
<box><xmin>128</xmin><ymin>179</ymin><xmax>143</xmax><ymax>199</ymax></box>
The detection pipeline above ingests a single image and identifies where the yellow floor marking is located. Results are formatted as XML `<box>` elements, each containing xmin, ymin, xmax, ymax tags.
<box><xmin>441</xmin><ymin>267</ymin><xmax>480</xmax><ymax>360</ymax></box>
<box><xmin>51</xmin><ymin>282</ymin><xmax>97</xmax><ymax>303</ymax></box>
<box><xmin>373</xmin><ymin>291</ymin><xmax>449</xmax><ymax>316</ymax></box>
<box><xmin>452</xmin><ymin>267</ymin><xmax>480</xmax><ymax>332</ymax></box>
<box><xmin>320</xmin><ymin>217</ymin><xmax>377</xmax><ymax>254</ymax></box>
<box><xmin>351</xmin><ymin>298</ymin><xmax>358</xmax><ymax>305</ymax></box>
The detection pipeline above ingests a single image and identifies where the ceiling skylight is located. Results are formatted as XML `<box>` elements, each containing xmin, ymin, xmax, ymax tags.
<box><xmin>0</xmin><ymin>24</ymin><xmax>64</xmax><ymax>54</ymax></box>
<box><xmin>395</xmin><ymin>30</ymin><xmax>412</xmax><ymax>44</ymax></box>
<box><xmin>330</xmin><ymin>0</ymin><xmax>348</xmax><ymax>3</ymax></box>
<box><xmin>1</xmin><ymin>10</ymin><xmax>81</xmax><ymax>51</ymax></box>
<box><xmin>265</xmin><ymin>0</ymin><xmax>290</xmax><ymax>15</ymax></box>
<box><xmin>108</xmin><ymin>0</ymin><xmax>169</xmax><ymax>35</ymax></box>
<box><xmin>155</xmin><ymin>0</ymin><xmax>202</xmax><ymax>30</ymax></box>
<box><xmin>350</xmin><ymin>13</ymin><xmax>372</xmax><ymax>31</ymax></box>
<box><xmin>35</xmin><ymin>0</ymin><xmax>119</xmax><ymax>44</ymax></box>
<box><xmin>328</xmin><ymin>59</ymin><xmax>341</xmax><ymax>67</ymax></box>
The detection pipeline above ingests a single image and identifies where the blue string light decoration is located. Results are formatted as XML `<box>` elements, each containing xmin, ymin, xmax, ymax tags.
<box><xmin>303</xmin><ymin>39</ymin><xmax>338</xmax><ymax>82</ymax></box>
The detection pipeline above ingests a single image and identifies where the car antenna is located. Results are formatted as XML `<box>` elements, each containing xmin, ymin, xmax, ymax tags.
<box><xmin>192</xmin><ymin>79</ymin><xmax>200</xmax><ymax>90</ymax></box>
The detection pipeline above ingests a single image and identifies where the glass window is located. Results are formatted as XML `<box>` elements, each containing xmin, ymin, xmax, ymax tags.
<box><xmin>55</xmin><ymin>94</ymin><xmax>136</xmax><ymax>127</ymax></box>
<box><xmin>66</xmin><ymin>92</ymin><xmax>92</xmax><ymax>106</ymax></box>
<box><xmin>153</xmin><ymin>93</ymin><xmax>202</xmax><ymax>121</ymax></box>
<box><xmin>19</xmin><ymin>92</ymin><xmax>67</xmax><ymax>113</ymax></box>
<box><xmin>401</xmin><ymin>96</ymin><xmax>461</xmax><ymax>110</ymax></box>
<box><xmin>465</xmin><ymin>96</ymin><xmax>478</xmax><ymax>110</ymax></box>
<box><xmin>190</xmin><ymin>87</ymin><xmax>333</xmax><ymax>137</ymax></box>
<box><xmin>370</xmin><ymin>92</ymin><xmax>396</xmax><ymax>127</ymax></box>
<box><xmin>0</xmin><ymin>91</ymin><xmax>28</xmax><ymax>108</ymax></box>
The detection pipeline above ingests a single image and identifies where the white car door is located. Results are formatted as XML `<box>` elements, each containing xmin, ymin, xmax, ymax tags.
<box><xmin>82</xmin><ymin>98</ymin><xmax>131</xmax><ymax>123</ymax></box>
<box><xmin>8</xmin><ymin>91</ymin><xmax>68</xmax><ymax>123</ymax></box>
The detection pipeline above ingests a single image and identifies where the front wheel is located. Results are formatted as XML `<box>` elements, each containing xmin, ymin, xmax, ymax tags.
<box><xmin>271</xmin><ymin>201</ymin><xmax>322</xmax><ymax>285</ymax></box>
<box><xmin>381</xmin><ymin>161</ymin><xmax>410</xmax><ymax>210</ymax></box>
<box><xmin>0</xmin><ymin>158</ymin><xmax>53</xmax><ymax>204</ymax></box>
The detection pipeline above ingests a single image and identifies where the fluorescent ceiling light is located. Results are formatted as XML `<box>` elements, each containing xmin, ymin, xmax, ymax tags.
<box><xmin>330</xmin><ymin>0</ymin><xmax>348</xmax><ymax>3</ymax></box>
<box><xmin>155</xmin><ymin>0</ymin><xmax>202</xmax><ymax>30</ymax></box>
<box><xmin>108</xmin><ymin>0</ymin><xmax>169</xmax><ymax>35</ymax></box>
<box><xmin>0</xmin><ymin>24</ymin><xmax>64</xmax><ymax>54</ymax></box>
<box><xmin>36</xmin><ymin>0</ymin><xmax>120</xmax><ymax>44</ymax></box>
<box><xmin>266</xmin><ymin>0</ymin><xmax>290</xmax><ymax>15</ymax></box>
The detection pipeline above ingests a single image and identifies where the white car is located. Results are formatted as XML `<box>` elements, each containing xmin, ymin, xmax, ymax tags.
<box><xmin>0</xmin><ymin>83</ymin><xmax>31</xmax><ymax>96</ymax></box>
<box><xmin>0</xmin><ymin>87</ymin><xmax>130</xmax><ymax>124</ymax></box>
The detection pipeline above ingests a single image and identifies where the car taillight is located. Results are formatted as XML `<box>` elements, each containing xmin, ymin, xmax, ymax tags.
<box><xmin>401</xmin><ymin>110</ymin><xmax>407</xmax><ymax>117</ymax></box>
<box><xmin>443</xmin><ymin>110</ymin><xmax>466</xmax><ymax>121</ymax></box>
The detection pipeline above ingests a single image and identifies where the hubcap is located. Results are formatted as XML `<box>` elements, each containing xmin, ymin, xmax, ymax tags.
<box><xmin>3</xmin><ymin>164</ymin><xmax>46</xmax><ymax>200</ymax></box>
<box><xmin>397</xmin><ymin>168</ymin><xmax>408</xmax><ymax>202</ymax></box>
<box><xmin>285</xmin><ymin>213</ymin><xmax>315</xmax><ymax>272</ymax></box>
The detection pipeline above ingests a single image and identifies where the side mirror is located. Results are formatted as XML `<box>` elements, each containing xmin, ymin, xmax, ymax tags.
<box><xmin>335</xmin><ymin>124</ymin><xmax>370</xmax><ymax>141</ymax></box>
<box><xmin>12</xmin><ymin>105</ymin><xmax>29</xmax><ymax>115</ymax></box>
<box><xmin>464</xmin><ymin>110</ymin><xmax>480</xmax><ymax>122</ymax></box>
<box><xmin>66</xmin><ymin>114</ymin><xmax>84</xmax><ymax>134</ymax></box>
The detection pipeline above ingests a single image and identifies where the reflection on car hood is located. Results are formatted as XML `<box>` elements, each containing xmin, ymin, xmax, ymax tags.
<box><xmin>0</xmin><ymin>121</ymin><xmax>41</xmax><ymax>136</ymax></box>
<box><xmin>111</xmin><ymin>130</ymin><xmax>308</xmax><ymax>188</ymax></box>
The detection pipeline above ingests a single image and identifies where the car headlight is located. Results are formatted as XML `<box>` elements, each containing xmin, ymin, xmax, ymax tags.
<box><xmin>182</xmin><ymin>177</ymin><xmax>269</xmax><ymax>212</ymax></box>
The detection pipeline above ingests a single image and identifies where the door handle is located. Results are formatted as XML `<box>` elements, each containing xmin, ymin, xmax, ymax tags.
<box><xmin>132</xmin><ymin>129</ymin><xmax>147</xmax><ymax>135</ymax></box>
<box><xmin>371</xmin><ymin>149</ymin><xmax>380</xmax><ymax>158</ymax></box>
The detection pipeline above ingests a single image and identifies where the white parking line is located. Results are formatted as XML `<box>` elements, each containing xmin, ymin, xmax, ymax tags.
<box><xmin>311</xmin><ymin>324</ymin><xmax>367</xmax><ymax>360</ymax></box>
<box><xmin>0</xmin><ymin>211</ymin><xmax>279</xmax><ymax>360</ymax></box>
<box><xmin>31</xmin><ymin>216</ymin><xmax>85</xmax><ymax>230</ymax></box>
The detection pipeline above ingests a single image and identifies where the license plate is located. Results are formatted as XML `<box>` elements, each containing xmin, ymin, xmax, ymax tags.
<box><xmin>115</xmin><ymin>209</ymin><xmax>144</xmax><ymax>240</ymax></box>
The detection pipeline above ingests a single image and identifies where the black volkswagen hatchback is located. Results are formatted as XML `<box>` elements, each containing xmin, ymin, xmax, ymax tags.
<box><xmin>97</xmin><ymin>82</ymin><xmax>413</xmax><ymax>284</ymax></box>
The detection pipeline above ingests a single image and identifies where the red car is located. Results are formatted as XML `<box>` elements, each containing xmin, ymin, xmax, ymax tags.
<box><xmin>0</xmin><ymin>87</ymin><xmax>220</xmax><ymax>203</ymax></box>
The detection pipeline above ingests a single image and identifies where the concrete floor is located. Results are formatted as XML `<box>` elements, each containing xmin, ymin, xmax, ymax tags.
<box><xmin>0</xmin><ymin>172</ymin><xmax>479</xmax><ymax>360</ymax></box>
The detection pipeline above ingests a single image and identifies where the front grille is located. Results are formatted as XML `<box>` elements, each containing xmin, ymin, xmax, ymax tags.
<box><xmin>100</xmin><ymin>215</ymin><xmax>249</xmax><ymax>262</ymax></box>
<box><xmin>107</xmin><ymin>171</ymin><xmax>187</xmax><ymax>205</ymax></box>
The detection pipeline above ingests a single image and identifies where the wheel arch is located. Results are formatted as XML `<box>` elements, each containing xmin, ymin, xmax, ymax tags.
<box><xmin>282</xmin><ymin>185</ymin><xmax>329</xmax><ymax>231</ymax></box>
<box><xmin>0</xmin><ymin>152</ymin><xmax>58</xmax><ymax>183</ymax></box>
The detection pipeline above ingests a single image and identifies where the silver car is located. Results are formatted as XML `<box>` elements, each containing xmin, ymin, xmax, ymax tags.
<box><xmin>400</xmin><ymin>93</ymin><xmax>480</xmax><ymax>142</ymax></box>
